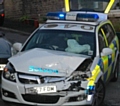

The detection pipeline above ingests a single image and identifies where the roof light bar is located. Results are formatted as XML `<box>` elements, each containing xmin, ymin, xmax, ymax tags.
<box><xmin>47</xmin><ymin>12</ymin><xmax>66</xmax><ymax>20</ymax></box>
<box><xmin>46</xmin><ymin>12</ymin><xmax>100</xmax><ymax>22</ymax></box>
<box><xmin>77</xmin><ymin>14</ymin><xmax>99</xmax><ymax>22</ymax></box>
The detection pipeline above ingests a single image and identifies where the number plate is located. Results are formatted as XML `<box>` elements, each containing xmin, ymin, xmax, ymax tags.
<box><xmin>0</xmin><ymin>64</ymin><xmax>6</xmax><ymax>71</ymax></box>
<box><xmin>34</xmin><ymin>86</ymin><xmax>57</xmax><ymax>94</ymax></box>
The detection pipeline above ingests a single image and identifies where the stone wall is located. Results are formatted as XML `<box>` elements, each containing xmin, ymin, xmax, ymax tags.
<box><xmin>4</xmin><ymin>0</ymin><xmax>64</xmax><ymax>20</ymax></box>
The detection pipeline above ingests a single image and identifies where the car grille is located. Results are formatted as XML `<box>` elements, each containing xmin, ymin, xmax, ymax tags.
<box><xmin>18</xmin><ymin>73</ymin><xmax>40</xmax><ymax>84</ymax></box>
<box><xmin>22</xmin><ymin>94</ymin><xmax>60</xmax><ymax>104</ymax></box>
<box><xmin>0</xmin><ymin>58</ymin><xmax>8</xmax><ymax>64</ymax></box>
<box><xmin>18</xmin><ymin>73</ymin><xmax>65</xmax><ymax>84</ymax></box>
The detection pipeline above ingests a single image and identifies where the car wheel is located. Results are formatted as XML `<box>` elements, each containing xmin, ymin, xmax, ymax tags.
<box><xmin>111</xmin><ymin>56</ymin><xmax>119</xmax><ymax>82</ymax></box>
<box><xmin>92</xmin><ymin>79</ymin><xmax>105</xmax><ymax>106</ymax></box>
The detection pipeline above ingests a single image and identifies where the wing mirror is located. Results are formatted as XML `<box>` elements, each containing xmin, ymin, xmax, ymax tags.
<box><xmin>101</xmin><ymin>48</ymin><xmax>113</xmax><ymax>57</ymax></box>
<box><xmin>13</xmin><ymin>42</ymin><xmax>22</xmax><ymax>52</ymax></box>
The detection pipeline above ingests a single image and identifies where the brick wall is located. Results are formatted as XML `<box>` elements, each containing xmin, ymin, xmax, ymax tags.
<box><xmin>4</xmin><ymin>0</ymin><xmax>64</xmax><ymax>20</ymax></box>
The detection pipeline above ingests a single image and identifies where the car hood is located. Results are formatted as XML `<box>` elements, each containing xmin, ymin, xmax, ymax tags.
<box><xmin>9</xmin><ymin>48</ymin><xmax>90</xmax><ymax>77</ymax></box>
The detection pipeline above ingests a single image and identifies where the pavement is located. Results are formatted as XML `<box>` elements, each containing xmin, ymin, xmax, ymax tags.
<box><xmin>0</xmin><ymin>18</ymin><xmax>37</xmax><ymax>35</ymax></box>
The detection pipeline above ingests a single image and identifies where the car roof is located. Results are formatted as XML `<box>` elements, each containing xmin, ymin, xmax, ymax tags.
<box><xmin>40</xmin><ymin>11</ymin><xmax>109</xmax><ymax>29</ymax></box>
<box><xmin>46</xmin><ymin>19</ymin><xmax>105</xmax><ymax>26</ymax></box>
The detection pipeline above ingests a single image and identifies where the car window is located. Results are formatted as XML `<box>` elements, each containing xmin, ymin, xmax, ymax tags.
<box><xmin>22</xmin><ymin>29</ymin><xmax>96</xmax><ymax>56</ymax></box>
<box><xmin>101</xmin><ymin>23</ymin><xmax>115</xmax><ymax>45</ymax></box>
<box><xmin>98</xmin><ymin>29</ymin><xmax>107</xmax><ymax>53</ymax></box>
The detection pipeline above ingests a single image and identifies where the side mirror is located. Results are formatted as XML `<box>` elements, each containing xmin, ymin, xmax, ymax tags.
<box><xmin>13</xmin><ymin>42</ymin><xmax>22</xmax><ymax>52</ymax></box>
<box><xmin>101</xmin><ymin>48</ymin><xmax>113</xmax><ymax>56</ymax></box>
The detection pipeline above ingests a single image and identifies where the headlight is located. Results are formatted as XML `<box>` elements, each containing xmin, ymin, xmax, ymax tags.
<box><xmin>3</xmin><ymin>62</ymin><xmax>16</xmax><ymax>82</ymax></box>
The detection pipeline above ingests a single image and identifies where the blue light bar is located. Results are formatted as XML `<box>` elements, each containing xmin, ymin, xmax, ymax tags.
<box><xmin>46</xmin><ymin>12</ymin><xmax>99</xmax><ymax>22</ymax></box>
<box><xmin>47</xmin><ymin>12</ymin><xmax>66</xmax><ymax>20</ymax></box>
<box><xmin>76</xmin><ymin>14</ymin><xmax>99</xmax><ymax>22</ymax></box>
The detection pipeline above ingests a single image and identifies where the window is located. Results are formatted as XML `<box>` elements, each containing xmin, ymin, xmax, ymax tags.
<box><xmin>98</xmin><ymin>29</ymin><xmax>107</xmax><ymax>53</ymax></box>
<box><xmin>102</xmin><ymin>23</ymin><xmax>115</xmax><ymax>45</ymax></box>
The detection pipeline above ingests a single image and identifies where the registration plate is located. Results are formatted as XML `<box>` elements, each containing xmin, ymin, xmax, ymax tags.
<box><xmin>34</xmin><ymin>86</ymin><xmax>57</xmax><ymax>94</ymax></box>
<box><xmin>0</xmin><ymin>64</ymin><xmax>6</xmax><ymax>71</ymax></box>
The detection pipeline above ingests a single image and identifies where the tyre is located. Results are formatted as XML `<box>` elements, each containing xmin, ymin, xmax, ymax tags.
<box><xmin>92</xmin><ymin>79</ymin><xmax>105</xmax><ymax>106</ymax></box>
<box><xmin>111</xmin><ymin>56</ymin><xmax>119</xmax><ymax>82</ymax></box>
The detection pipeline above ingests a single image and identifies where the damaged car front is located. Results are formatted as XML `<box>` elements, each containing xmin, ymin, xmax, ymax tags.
<box><xmin>2</xmin><ymin>51</ymin><xmax>99</xmax><ymax>106</ymax></box>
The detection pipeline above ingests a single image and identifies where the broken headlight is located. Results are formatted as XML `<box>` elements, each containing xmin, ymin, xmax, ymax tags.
<box><xmin>3</xmin><ymin>62</ymin><xmax>16</xmax><ymax>82</ymax></box>
<box><xmin>69</xmin><ymin>71</ymin><xmax>92</xmax><ymax>81</ymax></box>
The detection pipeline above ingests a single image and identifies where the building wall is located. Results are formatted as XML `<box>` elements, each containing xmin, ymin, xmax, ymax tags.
<box><xmin>4</xmin><ymin>0</ymin><xmax>64</xmax><ymax>20</ymax></box>
<box><xmin>4</xmin><ymin>0</ymin><xmax>119</xmax><ymax>20</ymax></box>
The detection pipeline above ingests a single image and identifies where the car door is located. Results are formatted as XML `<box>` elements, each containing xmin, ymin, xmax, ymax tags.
<box><xmin>101</xmin><ymin>23</ymin><xmax>119</xmax><ymax>81</ymax></box>
<box><xmin>98</xmin><ymin>29</ymin><xmax>110</xmax><ymax>82</ymax></box>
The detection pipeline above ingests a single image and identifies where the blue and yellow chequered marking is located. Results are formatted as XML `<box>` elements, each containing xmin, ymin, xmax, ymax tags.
<box><xmin>87</xmin><ymin>36</ymin><xmax>119</xmax><ymax>87</ymax></box>
<box><xmin>107</xmin><ymin>37</ymin><xmax>119</xmax><ymax>80</ymax></box>
<box><xmin>87</xmin><ymin>65</ymin><xmax>101</xmax><ymax>87</ymax></box>
<box><xmin>101</xmin><ymin>56</ymin><xmax>108</xmax><ymax>72</ymax></box>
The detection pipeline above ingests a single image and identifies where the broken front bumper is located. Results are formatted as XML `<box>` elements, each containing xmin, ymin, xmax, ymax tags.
<box><xmin>1</xmin><ymin>74</ymin><xmax>93</xmax><ymax>106</ymax></box>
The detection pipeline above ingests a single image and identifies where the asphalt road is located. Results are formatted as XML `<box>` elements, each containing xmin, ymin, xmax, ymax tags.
<box><xmin>0</xmin><ymin>29</ymin><xmax>120</xmax><ymax>106</ymax></box>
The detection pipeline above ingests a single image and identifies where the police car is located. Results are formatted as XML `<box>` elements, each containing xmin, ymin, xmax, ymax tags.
<box><xmin>1</xmin><ymin>0</ymin><xmax>119</xmax><ymax>106</ymax></box>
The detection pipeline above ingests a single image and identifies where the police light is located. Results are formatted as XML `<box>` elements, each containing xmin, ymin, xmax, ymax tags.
<box><xmin>47</xmin><ymin>12</ymin><xmax>66</xmax><ymax>20</ymax></box>
<box><xmin>76</xmin><ymin>14</ymin><xmax>99</xmax><ymax>22</ymax></box>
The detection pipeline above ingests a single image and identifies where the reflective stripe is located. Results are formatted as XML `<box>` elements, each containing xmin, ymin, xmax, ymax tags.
<box><xmin>109</xmin><ymin>43</ymin><xmax>114</xmax><ymax>49</ymax></box>
<box><xmin>101</xmin><ymin>56</ymin><xmax>108</xmax><ymax>72</ymax></box>
<box><xmin>87</xmin><ymin>65</ymin><xmax>101</xmax><ymax>86</ymax></box>
<box><xmin>88</xmin><ymin>80</ymin><xmax>95</xmax><ymax>87</ymax></box>
<box><xmin>111</xmin><ymin>50</ymin><xmax>115</xmax><ymax>62</ymax></box>
<box><xmin>101</xmin><ymin>29</ymin><xmax>108</xmax><ymax>46</ymax></box>
<box><xmin>64</xmin><ymin>0</ymin><xmax>70</xmax><ymax>12</ymax></box>
<box><xmin>104</xmin><ymin>0</ymin><xmax>115</xmax><ymax>13</ymax></box>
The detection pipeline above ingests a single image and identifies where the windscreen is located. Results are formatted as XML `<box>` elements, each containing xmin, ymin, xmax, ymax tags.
<box><xmin>70</xmin><ymin>0</ymin><xmax>110</xmax><ymax>12</ymax></box>
<box><xmin>22</xmin><ymin>30</ymin><xmax>96</xmax><ymax>57</ymax></box>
